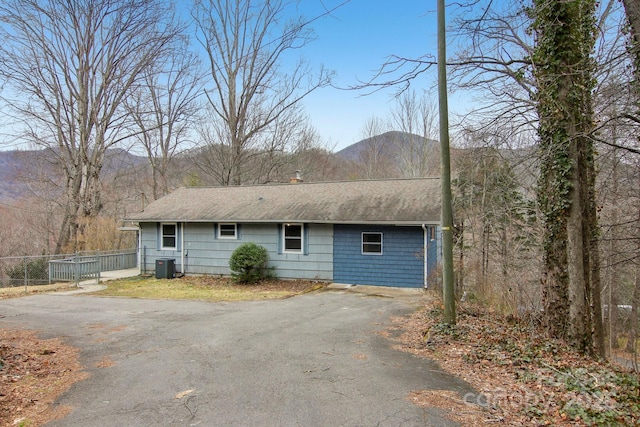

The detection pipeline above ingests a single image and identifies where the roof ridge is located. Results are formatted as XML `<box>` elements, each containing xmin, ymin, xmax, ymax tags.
<box><xmin>173</xmin><ymin>177</ymin><xmax>441</xmax><ymax>191</ymax></box>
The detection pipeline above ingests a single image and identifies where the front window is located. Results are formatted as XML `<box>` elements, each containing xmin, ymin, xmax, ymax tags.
<box><xmin>218</xmin><ymin>223</ymin><xmax>237</xmax><ymax>239</ymax></box>
<box><xmin>362</xmin><ymin>232</ymin><xmax>383</xmax><ymax>255</ymax></box>
<box><xmin>283</xmin><ymin>223</ymin><xmax>303</xmax><ymax>253</ymax></box>
<box><xmin>161</xmin><ymin>223</ymin><xmax>177</xmax><ymax>249</ymax></box>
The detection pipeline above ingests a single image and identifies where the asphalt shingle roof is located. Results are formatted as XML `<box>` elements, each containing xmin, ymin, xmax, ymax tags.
<box><xmin>125</xmin><ymin>178</ymin><xmax>441</xmax><ymax>225</ymax></box>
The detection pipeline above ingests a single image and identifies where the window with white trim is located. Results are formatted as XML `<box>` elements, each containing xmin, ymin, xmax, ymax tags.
<box><xmin>283</xmin><ymin>223</ymin><xmax>303</xmax><ymax>253</ymax></box>
<box><xmin>218</xmin><ymin>223</ymin><xmax>237</xmax><ymax>239</ymax></box>
<box><xmin>161</xmin><ymin>223</ymin><xmax>177</xmax><ymax>249</ymax></box>
<box><xmin>362</xmin><ymin>232</ymin><xmax>383</xmax><ymax>255</ymax></box>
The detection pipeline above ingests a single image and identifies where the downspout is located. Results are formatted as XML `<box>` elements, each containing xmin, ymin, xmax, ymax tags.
<box><xmin>422</xmin><ymin>224</ymin><xmax>429</xmax><ymax>289</ymax></box>
<box><xmin>181</xmin><ymin>222</ymin><xmax>185</xmax><ymax>275</ymax></box>
<box><xmin>137</xmin><ymin>226</ymin><xmax>142</xmax><ymax>274</ymax></box>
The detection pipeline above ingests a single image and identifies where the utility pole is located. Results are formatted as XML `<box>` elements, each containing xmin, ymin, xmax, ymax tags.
<box><xmin>438</xmin><ymin>0</ymin><xmax>456</xmax><ymax>324</ymax></box>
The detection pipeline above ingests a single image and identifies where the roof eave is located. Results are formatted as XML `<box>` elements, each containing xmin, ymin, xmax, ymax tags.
<box><xmin>125</xmin><ymin>218</ymin><xmax>441</xmax><ymax>225</ymax></box>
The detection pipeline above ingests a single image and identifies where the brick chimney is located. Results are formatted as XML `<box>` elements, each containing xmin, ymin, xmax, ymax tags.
<box><xmin>289</xmin><ymin>170</ymin><xmax>303</xmax><ymax>183</ymax></box>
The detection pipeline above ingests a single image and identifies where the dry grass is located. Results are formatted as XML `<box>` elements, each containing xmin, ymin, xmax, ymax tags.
<box><xmin>89</xmin><ymin>275</ymin><xmax>326</xmax><ymax>301</ymax></box>
<box><xmin>0</xmin><ymin>282</ymin><xmax>77</xmax><ymax>299</ymax></box>
<box><xmin>0</xmin><ymin>275</ymin><xmax>327</xmax><ymax>302</ymax></box>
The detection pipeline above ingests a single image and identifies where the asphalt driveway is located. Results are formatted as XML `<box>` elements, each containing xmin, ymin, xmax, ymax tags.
<box><xmin>0</xmin><ymin>290</ymin><xmax>475</xmax><ymax>426</ymax></box>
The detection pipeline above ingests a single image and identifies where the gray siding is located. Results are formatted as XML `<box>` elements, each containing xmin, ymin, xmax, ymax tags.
<box><xmin>140</xmin><ymin>222</ymin><xmax>183</xmax><ymax>273</ymax></box>
<box><xmin>140</xmin><ymin>222</ymin><xmax>333</xmax><ymax>281</ymax></box>
<box><xmin>270</xmin><ymin>224</ymin><xmax>333</xmax><ymax>280</ymax></box>
<box><xmin>333</xmin><ymin>224</ymin><xmax>426</xmax><ymax>288</ymax></box>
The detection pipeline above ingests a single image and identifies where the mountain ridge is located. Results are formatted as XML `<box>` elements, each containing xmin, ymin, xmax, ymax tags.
<box><xmin>0</xmin><ymin>131</ymin><xmax>441</xmax><ymax>202</ymax></box>
<box><xmin>335</xmin><ymin>130</ymin><xmax>439</xmax><ymax>162</ymax></box>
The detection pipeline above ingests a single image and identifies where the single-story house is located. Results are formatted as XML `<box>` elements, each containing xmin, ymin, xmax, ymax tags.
<box><xmin>124</xmin><ymin>178</ymin><xmax>442</xmax><ymax>288</ymax></box>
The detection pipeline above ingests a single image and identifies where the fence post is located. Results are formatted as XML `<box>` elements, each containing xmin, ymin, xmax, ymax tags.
<box><xmin>96</xmin><ymin>250</ymin><xmax>101</xmax><ymax>285</ymax></box>
<box><xmin>23</xmin><ymin>256</ymin><xmax>27</xmax><ymax>293</ymax></box>
<box><xmin>74</xmin><ymin>252</ymin><xmax>80</xmax><ymax>287</ymax></box>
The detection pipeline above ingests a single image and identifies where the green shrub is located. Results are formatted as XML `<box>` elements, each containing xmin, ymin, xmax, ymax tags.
<box><xmin>6</xmin><ymin>257</ymin><xmax>49</xmax><ymax>286</ymax></box>
<box><xmin>229</xmin><ymin>242</ymin><xmax>270</xmax><ymax>283</ymax></box>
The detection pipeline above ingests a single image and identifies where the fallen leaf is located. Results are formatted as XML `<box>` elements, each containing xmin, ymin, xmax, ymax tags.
<box><xmin>175</xmin><ymin>389</ymin><xmax>194</xmax><ymax>399</ymax></box>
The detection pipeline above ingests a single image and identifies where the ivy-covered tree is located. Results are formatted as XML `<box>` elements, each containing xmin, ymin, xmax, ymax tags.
<box><xmin>531</xmin><ymin>0</ymin><xmax>604</xmax><ymax>355</ymax></box>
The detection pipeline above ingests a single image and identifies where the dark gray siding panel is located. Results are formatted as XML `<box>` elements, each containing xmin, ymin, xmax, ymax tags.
<box><xmin>333</xmin><ymin>224</ymin><xmax>425</xmax><ymax>288</ymax></box>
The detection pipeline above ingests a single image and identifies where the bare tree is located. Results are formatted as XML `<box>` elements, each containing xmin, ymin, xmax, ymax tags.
<box><xmin>192</xmin><ymin>0</ymin><xmax>333</xmax><ymax>185</ymax></box>
<box><xmin>287</xmin><ymin>145</ymin><xmax>351</xmax><ymax>182</ymax></box>
<box><xmin>389</xmin><ymin>91</ymin><xmax>440</xmax><ymax>177</ymax></box>
<box><xmin>194</xmin><ymin>101</ymin><xmax>324</xmax><ymax>185</ymax></box>
<box><xmin>353</xmin><ymin>117</ymin><xmax>398</xmax><ymax>179</ymax></box>
<box><xmin>0</xmin><ymin>0</ymin><xmax>182</xmax><ymax>253</ymax></box>
<box><xmin>247</xmin><ymin>108</ymin><xmax>322</xmax><ymax>183</ymax></box>
<box><xmin>126</xmin><ymin>47</ymin><xmax>205</xmax><ymax>200</ymax></box>
<box><xmin>343</xmin><ymin>93</ymin><xmax>440</xmax><ymax>180</ymax></box>
<box><xmin>451</xmin><ymin>126</ymin><xmax>540</xmax><ymax>311</ymax></box>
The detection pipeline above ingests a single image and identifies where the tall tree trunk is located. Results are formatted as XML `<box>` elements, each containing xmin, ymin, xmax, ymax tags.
<box><xmin>608</xmin><ymin>148</ymin><xmax>621</xmax><ymax>352</ymax></box>
<box><xmin>623</xmin><ymin>0</ymin><xmax>640</xmax><ymax>68</ymax></box>
<box><xmin>566</xmin><ymin>142</ymin><xmax>586</xmax><ymax>349</ymax></box>
<box><xmin>566</xmin><ymin>136</ymin><xmax>592</xmax><ymax>353</ymax></box>
<box><xmin>627</xmin><ymin>190</ymin><xmax>640</xmax><ymax>354</ymax></box>
<box><xmin>589</xmin><ymin>147</ymin><xmax>605</xmax><ymax>357</ymax></box>
<box><xmin>532</xmin><ymin>0</ymin><xmax>599</xmax><ymax>353</ymax></box>
<box><xmin>622</xmin><ymin>0</ymin><xmax>640</xmax><ymax>359</ymax></box>
<box><xmin>456</xmin><ymin>222</ymin><xmax>465</xmax><ymax>298</ymax></box>
<box><xmin>626</xmin><ymin>269</ymin><xmax>639</xmax><ymax>354</ymax></box>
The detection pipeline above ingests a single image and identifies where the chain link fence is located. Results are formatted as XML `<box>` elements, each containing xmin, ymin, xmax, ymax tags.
<box><xmin>0</xmin><ymin>249</ymin><xmax>137</xmax><ymax>288</ymax></box>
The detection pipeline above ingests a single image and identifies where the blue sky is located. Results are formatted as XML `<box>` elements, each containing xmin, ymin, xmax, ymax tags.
<box><xmin>0</xmin><ymin>0</ymin><xmax>443</xmax><ymax>152</ymax></box>
<box><xmin>294</xmin><ymin>1</ymin><xmax>441</xmax><ymax>151</ymax></box>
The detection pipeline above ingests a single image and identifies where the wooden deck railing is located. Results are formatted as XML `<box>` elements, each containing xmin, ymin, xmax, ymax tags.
<box><xmin>48</xmin><ymin>249</ymin><xmax>137</xmax><ymax>284</ymax></box>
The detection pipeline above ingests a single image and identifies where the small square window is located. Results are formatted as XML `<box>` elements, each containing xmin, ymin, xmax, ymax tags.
<box><xmin>162</xmin><ymin>223</ymin><xmax>177</xmax><ymax>249</ymax></box>
<box><xmin>362</xmin><ymin>232</ymin><xmax>382</xmax><ymax>255</ymax></box>
<box><xmin>218</xmin><ymin>223</ymin><xmax>237</xmax><ymax>239</ymax></box>
<box><xmin>283</xmin><ymin>223</ymin><xmax>303</xmax><ymax>253</ymax></box>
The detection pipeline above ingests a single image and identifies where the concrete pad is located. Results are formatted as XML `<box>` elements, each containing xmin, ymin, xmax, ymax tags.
<box><xmin>347</xmin><ymin>284</ymin><xmax>426</xmax><ymax>298</ymax></box>
<box><xmin>327</xmin><ymin>282</ymin><xmax>354</xmax><ymax>289</ymax></box>
<box><xmin>52</xmin><ymin>268</ymin><xmax>140</xmax><ymax>295</ymax></box>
